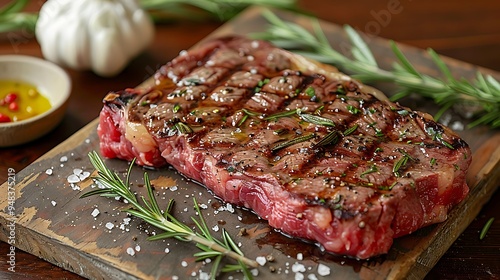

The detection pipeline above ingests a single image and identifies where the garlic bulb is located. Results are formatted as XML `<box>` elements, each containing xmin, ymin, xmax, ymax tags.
<box><xmin>35</xmin><ymin>0</ymin><xmax>154</xmax><ymax>77</ymax></box>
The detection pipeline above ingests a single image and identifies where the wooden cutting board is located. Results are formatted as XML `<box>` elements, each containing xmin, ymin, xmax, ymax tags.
<box><xmin>1</xmin><ymin>7</ymin><xmax>499</xmax><ymax>280</ymax></box>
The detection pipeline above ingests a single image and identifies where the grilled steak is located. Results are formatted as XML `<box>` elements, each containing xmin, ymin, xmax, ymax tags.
<box><xmin>98</xmin><ymin>36</ymin><xmax>471</xmax><ymax>259</ymax></box>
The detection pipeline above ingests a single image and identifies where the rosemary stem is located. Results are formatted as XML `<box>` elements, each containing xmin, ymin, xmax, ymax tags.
<box><xmin>188</xmin><ymin>234</ymin><xmax>259</xmax><ymax>268</ymax></box>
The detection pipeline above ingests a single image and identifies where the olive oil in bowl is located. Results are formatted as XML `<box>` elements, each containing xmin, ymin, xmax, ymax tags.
<box><xmin>0</xmin><ymin>80</ymin><xmax>51</xmax><ymax>123</ymax></box>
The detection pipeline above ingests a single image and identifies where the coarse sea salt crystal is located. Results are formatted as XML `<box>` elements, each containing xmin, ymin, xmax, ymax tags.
<box><xmin>170</xmin><ymin>186</ymin><xmax>178</xmax><ymax>191</ymax></box>
<box><xmin>45</xmin><ymin>168</ymin><xmax>53</xmax><ymax>175</ymax></box>
<box><xmin>91</xmin><ymin>209</ymin><xmax>100</xmax><ymax>218</ymax></box>
<box><xmin>164</xmin><ymin>248</ymin><xmax>170</xmax><ymax>253</ymax></box>
<box><xmin>297</xmin><ymin>253</ymin><xmax>303</xmax><ymax>261</ymax></box>
<box><xmin>225</xmin><ymin>203</ymin><xmax>235</xmax><ymax>213</ymax></box>
<box><xmin>60</xmin><ymin>156</ymin><xmax>68</xmax><ymax>162</ymax></box>
<box><xmin>71</xmin><ymin>184</ymin><xmax>81</xmax><ymax>191</ymax></box>
<box><xmin>295</xmin><ymin>272</ymin><xmax>304</xmax><ymax>280</ymax></box>
<box><xmin>199</xmin><ymin>271</ymin><xmax>209</xmax><ymax>280</ymax></box>
<box><xmin>73</xmin><ymin>168</ymin><xmax>83</xmax><ymax>175</ymax></box>
<box><xmin>307</xmin><ymin>274</ymin><xmax>318</xmax><ymax>280</ymax></box>
<box><xmin>105</xmin><ymin>222</ymin><xmax>114</xmax><ymax>230</ymax></box>
<box><xmin>212</xmin><ymin>225</ymin><xmax>219</xmax><ymax>232</ymax></box>
<box><xmin>251</xmin><ymin>269</ymin><xmax>259</xmax><ymax>276</ymax></box>
<box><xmin>292</xmin><ymin>263</ymin><xmax>306</xmax><ymax>273</ymax></box>
<box><xmin>256</xmin><ymin>256</ymin><xmax>267</xmax><ymax>266</ymax></box>
<box><xmin>317</xmin><ymin>263</ymin><xmax>330</xmax><ymax>276</ymax></box>
<box><xmin>51</xmin><ymin>200</ymin><xmax>57</xmax><ymax>206</ymax></box>
<box><xmin>126</xmin><ymin>247</ymin><xmax>135</xmax><ymax>256</ymax></box>
<box><xmin>79</xmin><ymin>171</ymin><xmax>91</xmax><ymax>181</ymax></box>
<box><xmin>135</xmin><ymin>245</ymin><xmax>141</xmax><ymax>252</ymax></box>
<box><xmin>181</xmin><ymin>261</ymin><xmax>188</xmax><ymax>267</ymax></box>
<box><xmin>67</xmin><ymin>174</ymin><xmax>80</xmax><ymax>184</ymax></box>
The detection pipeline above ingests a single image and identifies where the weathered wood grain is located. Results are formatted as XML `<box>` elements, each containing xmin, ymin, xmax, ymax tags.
<box><xmin>1</xmin><ymin>7</ymin><xmax>499</xmax><ymax>280</ymax></box>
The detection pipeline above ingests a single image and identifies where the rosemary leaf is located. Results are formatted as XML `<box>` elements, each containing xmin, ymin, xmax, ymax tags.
<box><xmin>360</xmin><ymin>165</ymin><xmax>378</xmax><ymax>178</ymax></box>
<box><xmin>271</xmin><ymin>133</ymin><xmax>315</xmax><ymax>151</ymax></box>
<box><xmin>480</xmin><ymin>217</ymin><xmax>495</xmax><ymax>240</ymax></box>
<box><xmin>313</xmin><ymin>130</ymin><xmax>339</xmax><ymax>148</ymax></box>
<box><xmin>211</xmin><ymin>255</ymin><xmax>223</xmax><ymax>280</ymax></box>
<box><xmin>242</xmin><ymin>108</ymin><xmax>261</xmax><ymax>117</ymax></box>
<box><xmin>393</xmin><ymin>154</ymin><xmax>409</xmax><ymax>176</ymax></box>
<box><xmin>264</xmin><ymin>109</ymin><xmax>298</xmax><ymax>120</ymax></box>
<box><xmin>237</xmin><ymin>114</ymin><xmax>248</xmax><ymax>127</ymax></box>
<box><xmin>298</xmin><ymin>112</ymin><xmax>335</xmax><ymax>127</ymax></box>
<box><xmin>390</xmin><ymin>41</ymin><xmax>421</xmax><ymax>78</ymax></box>
<box><xmin>344</xmin><ymin>25</ymin><xmax>378</xmax><ymax>67</ymax></box>
<box><xmin>174</xmin><ymin>122</ymin><xmax>193</xmax><ymax>134</ymax></box>
<box><xmin>148</xmin><ymin>231</ymin><xmax>189</xmax><ymax>240</ymax></box>
<box><xmin>343</xmin><ymin>124</ymin><xmax>358</xmax><ymax>136</ymax></box>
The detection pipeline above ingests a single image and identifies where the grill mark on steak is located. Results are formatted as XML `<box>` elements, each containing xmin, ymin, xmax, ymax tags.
<box><xmin>98</xmin><ymin>36</ymin><xmax>471</xmax><ymax>259</ymax></box>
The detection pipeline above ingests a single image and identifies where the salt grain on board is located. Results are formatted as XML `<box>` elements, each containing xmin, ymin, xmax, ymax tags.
<box><xmin>199</xmin><ymin>271</ymin><xmax>209</xmax><ymax>280</ymax></box>
<box><xmin>225</xmin><ymin>203</ymin><xmax>235</xmax><ymax>213</ymax></box>
<box><xmin>317</xmin><ymin>263</ymin><xmax>330</xmax><ymax>276</ymax></box>
<box><xmin>297</xmin><ymin>253</ymin><xmax>303</xmax><ymax>261</ymax></box>
<box><xmin>256</xmin><ymin>256</ymin><xmax>267</xmax><ymax>266</ymax></box>
<box><xmin>295</xmin><ymin>272</ymin><xmax>305</xmax><ymax>280</ymax></box>
<box><xmin>292</xmin><ymin>263</ymin><xmax>306</xmax><ymax>273</ymax></box>
<box><xmin>67</xmin><ymin>174</ymin><xmax>80</xmax><ymax>184</ymax></box>
<box><xmin>45</xmin><ymin>168</ymin><xmax>53</xmax><ymax>175</ymax></box>
<box><xmin>126</xmin><ymin>247</ymin><xmax>135</xmax><ymax>256</ymax></box>
<box><xmin>105</xmin><ymin>222</ymin><xmax>114</xmax><ymax>230</ymax></box>
<box><xmin>91</xmin><ymin>208</ymin><xmax>100</xmax><ymax>218</ymax></box>
<box><xmin>307</xmin><ymin>274</ymin><xmax>319</xmax><ymax>280</ymax></box>
<box><xmin>51</xmin><ymin>200</ymin><xmax>57</xmax><ymax>207</ymax></box>
<box><xmin>79</xmin><ymin>171</ymin><xmax>91</xmax><ymax>181</ymax></box>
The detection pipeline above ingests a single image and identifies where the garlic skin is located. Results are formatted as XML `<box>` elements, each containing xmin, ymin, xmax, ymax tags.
<box><xmin>35</xmin><ymin>0</ymin><xmax>154</xmax><ymax>77</ymax></box>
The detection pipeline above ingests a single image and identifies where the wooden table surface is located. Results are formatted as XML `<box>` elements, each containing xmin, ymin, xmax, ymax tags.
<box><xmin>1</xmin><ymin>0</ymin><xmax>498</xmax><ymax>279</ymax></box>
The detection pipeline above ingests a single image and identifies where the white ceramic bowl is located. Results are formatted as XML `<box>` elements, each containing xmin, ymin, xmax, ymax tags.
<box><xmin>0</xmin><ymin>55</ymin><xmax>71</xmax><ymax>147</ymax></box>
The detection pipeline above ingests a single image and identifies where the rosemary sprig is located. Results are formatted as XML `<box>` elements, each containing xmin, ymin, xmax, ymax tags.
<box><xmin>81</xmin><ymin>151</ymin><xmax>258</xmax><ymax>280</ymax></box>
<box><xmin>0</xmin><ymin>0</ymin><xmax>298</xmax><ymax>33</ymax></box>
<box><xmin>0</xmin><ymin>0</ymin><xmax>37</xmax><ymax>33</ymax></box>
<box><xmin>254</xmin><ymin>10</ymin><xmax>500</xmax><ymax>128</ymax></box>
<box><xmin>141</xmin><ymin>0</ymin><xmax>298</xmax><ymax>22</ymax></box>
